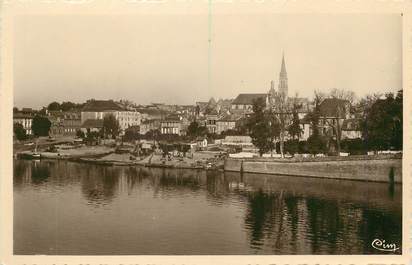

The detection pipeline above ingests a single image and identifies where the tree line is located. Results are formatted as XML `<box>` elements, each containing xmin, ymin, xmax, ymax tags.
<box><xmin>244</xmin><ymin>88</ymin><xmax>403</xmax><ymax>156</ymax></box>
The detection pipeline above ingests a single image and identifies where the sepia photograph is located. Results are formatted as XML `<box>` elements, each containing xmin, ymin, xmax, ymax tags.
<box><xmin>4</xmin><ymin>3</ymin><xmax>405</xmax><ymax>260</ymax></box>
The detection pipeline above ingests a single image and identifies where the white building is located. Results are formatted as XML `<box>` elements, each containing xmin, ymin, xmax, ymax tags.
<box><xmin>81</xmin><ymin>100</ymin><xmax>141</xmax><ymax>134</ymax></box>
<box><xmin>13</xmin><ymin>113</ymin><xmax>34</xmax><ymax>135</ymax></box>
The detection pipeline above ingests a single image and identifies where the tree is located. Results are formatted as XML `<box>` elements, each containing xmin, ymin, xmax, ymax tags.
<box><xmin>31</xmin><ymin>115</ymin><xmax>51</xmax><ymax>137</ymax></box>
<box><xmin>76</xmin><ymin>129</ymin><xmax>85</xmax><ymax>138</ymax></box>
<box><xmin>271</xmin><ymin>91</ymin><xmax>290</xmax><ymax>157</ymax></box>
<box><xmin>14</xmin><ymin>123</ymin><xmax>27</xmax><ymax>141</ymax></box>
<box><xmin>85</xmin><ymin>131</ymin><xmax>100</xmax><ymax>145</ymax></box>
<box><xmin>326</xmin><ymin>89</ymin><xmax>354</xmax><ymax>154</ymax></box>
<box><xmin>307</xmin><ymin>133</ymin><xmax>327</xmax><ymax>155</ymax></box>
<box><xmin>245</xmin><ymin>98</ymin><xmax>279</xmax><ymax>156</ymax></box>
<box><xmin>330</xmin><ymin>88</ymin><xmax>356</xmax><ymax>106</ymax></box>
<box><xmin>266</xmin><ymin>108</ymin><xmax>281</xmax><ymax>156</ymax></box>
<box><xmin>13</xmin><ymin>107</ymin><xmax>19</xmax><ymax>113</ymax></box>
<box><xmin>288</xmin><ymin>100</ymin><xmax>303</xmax><ymax>140</ymax></box>
<box><xmin>47</xmin><ymin>102</ymin><xmax>61</xmax><ymax>111</ymax></box>
<box><xmin>364</xmin><ymin>90</ymin><xmax>403</xmax><ymax>151</ymax></box>
<box><xmin>187</xmin><ymin>121</ymin><xmax>200</xmax><ymax>136</ymax></box>
<box><xmin>102</xmin><ymin>114</ymin><xmax>120</xmax><ymax>139</ymax></box>
<box><xmin>306</xmin><ymin>91</ymin><xmax>326</xmax><ymax>154</ymax></box>
<box><xmin>187</xmin><ymin>121</ymin><xmax>208</xmax><ymax>138</ymax></box>
<box><xmin>60</xmin><ymin>101</ymin><xmax>77</xmax><ymax>111</ymax></box>
<box><xmin>124</xmin><ymin>129</ymin><xmax>140</xmax><ymax>142</ymax></box>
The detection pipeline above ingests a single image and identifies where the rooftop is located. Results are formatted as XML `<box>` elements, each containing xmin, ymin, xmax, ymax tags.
<box><xmin>319</xmin><ymin>98</ymin><xmax>349</xmax><ymax>117</ymax></box>
<box><xmin>232</xmin><ymin>93</ymin><xmax>267</xmax><ymax>105</ymax></box>
<box><xmin>82</xmin><ymin>100</ymin><xmax>124</xmax><ymax>112</ymax></box>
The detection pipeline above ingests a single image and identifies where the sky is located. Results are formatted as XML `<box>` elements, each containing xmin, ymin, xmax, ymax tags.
<box><xmin>14</xmin><ymin>13</ymin><xmax>402</xmax><ymax>109</ymax></box>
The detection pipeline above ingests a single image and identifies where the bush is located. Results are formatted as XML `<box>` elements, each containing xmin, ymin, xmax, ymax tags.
<box><xmin>76</xmin><ymin>130</ymin><xmax>85</xmax><ymax>138</ymax></box>
<box><xmin>341</xmin><ymin>138</ymin><xmax>366</xmax><ymax>155</ymax></box>
<box><xmin>298</xmin><ymin>140</ymin><xmax>309</xmax><ymax>154</ymax></box>
<box><xmin>284</xmin><ymin>139</ymin><xmax>299</xmax><ymax>155</ymax></box>
<box><xmin>307</xmin><ymin>134</ymin><xmax>327</xmax><ymax>154</ymax></box>
<box><xmin>14</xmin><ymin>123</ymin><xmax>27</xmax><ymax>141</ymax></box>
<box><xmin>123</xmin><ymin>130</ymin><xmax>141</xmax><ymax>142</ymax></box>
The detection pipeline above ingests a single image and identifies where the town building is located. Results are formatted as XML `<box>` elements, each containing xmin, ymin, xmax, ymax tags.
<box><xmin>160</xmin><ymin>114</ymin><xmax>186</xmax><ymax>135</ymax></box>
<box><xmin>299</xmin><ymin>114</ymin><xmax>312</xmax><ymax>141</ymax></box>
<box><xmin>341</xmin><ymin>118</ymin><xmax>362</xmax><ymax>139</ymax></box>
<box><xmin>140</xmin><ymin>119</ymin><xmax>161</xmax><ymax>135</ymax></box>
<box><xmin>205</xmin><ymin>109</ymin><xmax>219</xmax><ymax>134</ymax></box>
<box><xmin>216</xmin><ymin>114</ymin><xmax>242</xmax><ymax>134</ymax></box>
<box><xmin>231</xmin><ymin>93</ymin><xmax>268</xmax><ymax>113</ymax></box>
<box><xmin>81</xmin><ymin>99</ymin><xmax>141</xmax><ymax>134</ymax></box>
<box><xmin>48</xmin><ymin>111</ymin><xmax>81</xmax><ymax>136</ymax></box>
<box><xmin>318</xmin><ymin>98</ymin><xmax>351</xmax><ymax>136</ymax></box>
<box><xmin>13</xmin><ymin>112</ymin><xmax>34</xmax><ymax>135</ymax></box>
<box><xmin>231</xmin><ymin>54</ymin><xmax>310</xmax><ymax>117</ymax></box>
<box><xmin>62</xmin><ymin>112</ymin><xmax>82</xmax><ymax>135</ymax></box>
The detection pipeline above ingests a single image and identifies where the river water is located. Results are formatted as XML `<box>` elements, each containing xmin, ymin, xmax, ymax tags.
<box><xmin>13</xmin><ymin>159</ymin><xmax>402</xmax><ymax>255</ymax></box>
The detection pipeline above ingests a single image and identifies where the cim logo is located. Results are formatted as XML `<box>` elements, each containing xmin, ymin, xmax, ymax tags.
<box><xmin>371</xmin><ymin>239</ymin><xmax>400</xmax><ymax>252</ymax></box>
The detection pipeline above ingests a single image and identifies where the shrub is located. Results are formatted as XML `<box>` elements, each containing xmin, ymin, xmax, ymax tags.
<box><xmin>284</xmin><ymin>139</ymin><xmax>299</xmax><ymax>155</ymax></box>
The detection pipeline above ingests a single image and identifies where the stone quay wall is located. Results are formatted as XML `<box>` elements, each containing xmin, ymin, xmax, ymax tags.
<box><xmin>224</xmin><ymin>155</ymin><xmax>402</xmax><ymax>183</ymax></box>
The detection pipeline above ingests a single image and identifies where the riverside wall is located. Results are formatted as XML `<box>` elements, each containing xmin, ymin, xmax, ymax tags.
<box><xmin>224</xmin><ymin>155</ymin><xmax>402</xmax><ymax>183</ymax></box>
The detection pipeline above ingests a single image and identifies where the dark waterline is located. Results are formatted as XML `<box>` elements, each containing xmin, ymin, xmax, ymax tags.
<box><xmin>13</xmin><ymin>159</ymin><xmax>402</xmax><ymax>255</ymax></box>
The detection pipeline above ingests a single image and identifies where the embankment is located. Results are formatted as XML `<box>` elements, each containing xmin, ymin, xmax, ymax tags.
<box><xmin>224</xmin><ymin>154</ymin><xmax>402</xmax><ymax>183</ymax></box>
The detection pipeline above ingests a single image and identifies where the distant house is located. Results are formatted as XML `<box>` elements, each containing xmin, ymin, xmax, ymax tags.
<box><xmin>160</xmin><ymin>114</ymin><xmax>184</xmax><ymax>135</ymax></box>
<box><xmin>13</xmin><ymin>112</ymin><xmax>34</xmax><ymax>135</ymax></box>
<box><xmin>231</xmin><ymin>93</ymin><xmax>268</xmax><ymax>113</ymax></box>
<box><xmin>62</xmin><ymin>112</ymin><xmax>82</xmax><ymax>135</ymax></box>
<box><xmin>341</xmin><ymin>118</ymin><xmax>362</xmax><ymax>139</ymax></box>
<box><xmin>196</xmin><ymin>137</ymin><xmax>208</xmax><ymax>149</ymax></box>
<box><xmin>48</xmin><ymin>111</ymin><xmax>81</xmax><ymax>136</ymax></box>
<box><xmin>216</xmin><ymin>114</ymin><xmax>241</xmax><ymax>134</ymax></box>
<box><xmin>205</xmin><ymin>109</ymin><xmax>219</xmax><ymax>134</ymax></box>
<box><xmin>140</xmin><ymin>119</ymin><xmax>161</xmax><ymax>135</ymax></box>
<box><xmin>81</xmin><ymin>99</ymin><xmax>141</xmax><ymax>134</ymax></box>
<box><xmin>318</xmin><ymin>98</ymin><xmax>351</xmax><ymax>136</ymax></box>
<box><xmin>299</xmin><ymin>114</ymin><xmax>311</xmax><ymax>141</ymax></box>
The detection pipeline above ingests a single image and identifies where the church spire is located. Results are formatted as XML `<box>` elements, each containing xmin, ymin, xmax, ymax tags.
<box><xmin>278</xmin><ymin>52</ymin><xmax>288</xmax><ymax>97</ymax></box>
<box><xmin>280</xmin><ymin>52</ymin><xmax>286</xmax><ymax>75</ymax></box>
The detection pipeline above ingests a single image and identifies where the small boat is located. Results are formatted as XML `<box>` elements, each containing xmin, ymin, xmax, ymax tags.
<box><xmin>17</xmin><ymin>151</ymin><xmax>41</xmax><ymax>160</ymax></box>
<box><xmin>19</xmin><ymin>139</ymin><xmax>41</xmax><ymax>159</ymax></box>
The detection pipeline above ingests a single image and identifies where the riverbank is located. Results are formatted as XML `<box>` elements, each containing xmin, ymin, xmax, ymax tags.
<box><xmin>77</xmin><ymin>151</ymin><xmax>224</xmax><ymax>169</ymax></box>
<box><xmin>224</xmin><ymin>154</ymin><xmax>402</xmax><ymax>183</ymax></box>
<box><xmin>17</xmin><ymin>145</ymin><xmax>114</xmax><ymax>160</ymax></box>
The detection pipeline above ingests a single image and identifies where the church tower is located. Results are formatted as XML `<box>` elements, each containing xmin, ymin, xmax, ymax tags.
<box><xmin>278</xmin><ymin>53</ymin><xmax>288</xmax><ymax>98</ymax></box>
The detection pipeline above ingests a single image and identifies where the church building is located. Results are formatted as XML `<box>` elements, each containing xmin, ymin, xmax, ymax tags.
<box><xmin>231</xmin><ymin>53</ymin><xmax>293</xmax><ymax>113</ymax></box>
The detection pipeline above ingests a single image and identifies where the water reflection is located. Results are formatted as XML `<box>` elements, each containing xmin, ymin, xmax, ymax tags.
<box><xmin>81</xmin><ymin>166</ymin><xmax>119</xmax><ymax>206</ymax></box>
<box><xmin>14</xmin><ymin>159</ymin><xmax>402</xmax><ymax>255</ymax></box>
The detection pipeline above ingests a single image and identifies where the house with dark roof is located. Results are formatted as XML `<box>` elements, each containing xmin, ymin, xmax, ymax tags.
<box><xmin>231</xmin><ymin>93</ymin><xmax>268</xmax><ymax>113</ymax></box>
<box><xmin>319</xmin><ymin>98</ymin><xmax>350</xmax><ymax>119</ymax></box>
<box><xmin>318</xmin><ymin>98</ymin><xmax>351</xmax><ymax>137</ymax></box>
<box><xmin>81</xmin><ymin>99</ymin><xmax>142</xmax><ymax>134</ymax></box>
